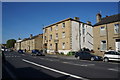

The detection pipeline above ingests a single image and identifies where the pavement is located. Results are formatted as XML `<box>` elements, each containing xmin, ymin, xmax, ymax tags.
<box><xmin>24</xmin><ymin>51</ymin><xmax>76</xmax><ymax>60</ymax></box>
<box><xmin>45</xmin><ymin>54</ymin><xmax>76</xmax><ymax>60</ymax></box>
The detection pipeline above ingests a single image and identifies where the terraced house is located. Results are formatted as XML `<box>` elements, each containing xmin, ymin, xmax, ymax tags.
<box><xmin>43</xmin><ymin>17</ymin><xmax>93</xmax><ymax>54</ymax></box>
<box><xmin>15</xmin><ymin>34</ymin><xmax>43</xmax><ymax>52</ymax></box>
<box><xmin>93</xmin><ymin>13</ymin><xmax>120</xmax><ymax>56</ymax></box>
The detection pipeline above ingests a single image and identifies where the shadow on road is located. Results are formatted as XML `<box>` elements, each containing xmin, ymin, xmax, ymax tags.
<box><xmin>2</xmin><ymin>60</ymin><xmax>77</xmax><ymax>80</ymax></box>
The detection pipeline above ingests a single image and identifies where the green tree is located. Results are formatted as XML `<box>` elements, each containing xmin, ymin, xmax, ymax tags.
<box><xmin>6</xmin><ymin>39</ymin><xmax>16</xmax><ymax>48</ymax></box>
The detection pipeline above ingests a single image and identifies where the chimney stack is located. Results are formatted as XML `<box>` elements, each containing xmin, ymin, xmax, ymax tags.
<box><xmin>96</xmin><ymin>13</ymin><xmax>102</xmax><ymax>23</ymax></box>
<box><xmin>30</xmin><ymin>34</ymin><xmax>33</xmax><ymax>38</ymax></box>
<box><xmin>74</xmin><ymin>17</ymin><xmax>80</xmax><ymax>21</ymax></box>
<box><xmin>86</xmin><ymin>21</ymin><xmax>91</xmax><ymax>25</ymax></box>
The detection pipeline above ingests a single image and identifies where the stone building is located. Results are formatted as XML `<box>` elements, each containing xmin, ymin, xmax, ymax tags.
<box><xmin>93</xmin><ymin>13</ymin><xmax>120</xmax><ymax>56</ymax></box>
<box><xmin>15</xmin><ymin>34</ymin><xmax>43</xmax><ymax>52</ymax></box>
<box><xmin>43</xmin><ymin>17</ymin><xmax>93</xmax><ymax>54</ymax></box>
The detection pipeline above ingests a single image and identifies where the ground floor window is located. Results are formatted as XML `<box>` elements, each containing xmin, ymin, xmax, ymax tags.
<box><xmin>62</xmin><ymin>42</ymin><xmax>65</xmax><ymax>49</ymax></box>
<box><xmin>115</xmin><ymin>39</ymin><xmax>120</xmax><ymax>52</ymax></box>
<box><xmin>50</xmin><ymin>44</ymin><xmax>52</xmax><ymax>49</ymax></box>
<box><xmin>100</xmin><ymin>40</ymin><xmax>106</xmax><ymax>51</ymax></box>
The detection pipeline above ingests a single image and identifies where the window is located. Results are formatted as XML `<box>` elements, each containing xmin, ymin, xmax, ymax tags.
<box><xmin>101</xmin><ymin>40</ymin><xmax>106</xmax><ymax>51</ymax></box>
<box><xmin>83</xmin><ymin>37</ymin><xmax>85</xmax><ymax>42</ymax></box>
<box><xmin>56</xmin><ymin>33</ymin><xmax>58</xmax><ymax>39</ymax></box>
<box><xmin>62</xmin><ymin>32</ymin><xmax>65</xmax><ymax>38</ymax></box>
<box><xmin>50</xmin><ymin>35</ymin><xmax>52</xmax><ymax>40</ymax></box>
<box><xmin>114</xmin><ymin>24</ymin><xmax>119</xmax><ymax>34</ymax></box>
<box><xmin>100</xmin><ymin>26</ymin><xmax>106</xmax><ymax>36</ymax></box>
<box><xmin>56</xmin><ymin>25</ymin><xmax>58</xmax><ymax>30</ymax></box>
<box><xmin>44</xmin><ymin>36</ymin><xmax>46</xmax><ymax>40</ymax></box>
<box><xmin>83</xmin><ymin>28</ymin><xmax>85</xmax><ymax>35</ymax></box>
<box><xmin>50</xmin><ymin>27</ymin><xmax>52</xmax><ymax>31</ymax></box>
<box><xmin>62</xmin><ymin>42</ymin><xmax>65</xmax><ymax>49</ymax></box>
<box><xmin>62</xmin><ymin>23</ymin><xmax>65</xmax><ymax>28</ymax></box>
<box><xmin>44</xmin><ymin>29</ymin><xmax>47</xmax><ymax>33</ymax></box>
<box><xmin>50</xmin><ymin>44</ymin><xmax>52</xmax><ymax>49</ymax></box>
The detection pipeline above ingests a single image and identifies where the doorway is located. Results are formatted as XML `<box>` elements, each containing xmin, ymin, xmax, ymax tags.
<box><xmin>55</xmin><ymin>43</ymin><xmax>58</xmax><ymax>52</ymax></box>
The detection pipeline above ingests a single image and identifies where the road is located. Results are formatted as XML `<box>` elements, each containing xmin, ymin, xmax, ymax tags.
<box><xmin>2</xmin><ymin>51</ymin><xmax>120</xmax><ymax>80</ymax></box>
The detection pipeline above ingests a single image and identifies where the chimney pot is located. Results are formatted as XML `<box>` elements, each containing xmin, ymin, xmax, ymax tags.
<box><xmin>96</xmin><ymin>13</ymin><xmax>102</xmax><ymax>23</ymax></box>
<box><xmin>30</xmin><ymin>34</ymin><xmax>33</xmax><ymax>38</ymax></box>
<box><xmin>87</xmin><ymin>21</ymin><xmax>91</xmax><ymax>25</ymax></box>
<box><xmin>74</xmin><ymin>17</ymin><xmax>80</xmax><ymax>21</ymax></box>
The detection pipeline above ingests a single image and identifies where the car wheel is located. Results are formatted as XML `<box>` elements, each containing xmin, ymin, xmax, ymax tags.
<box><xmin>91</xmin><ymin>57</ymin><xmax>95</xmax><ymax>61</ymax></box>
<box><xmin>104</xmin><ymin>58</ymin><xmax>109</xmax><ymax>62</ymax></box>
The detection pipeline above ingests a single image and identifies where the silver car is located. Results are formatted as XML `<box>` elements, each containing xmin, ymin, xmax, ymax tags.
<box><xmin>103</xmin><ymin>51</ymin><xmax>120</xmax><ymax>62</ymax></box>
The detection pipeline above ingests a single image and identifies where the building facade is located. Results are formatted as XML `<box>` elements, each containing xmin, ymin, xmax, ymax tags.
<box><xmin>43</xmin><ymin>17</ymin><xmax>93</xmax><ymax>54</ymax></box>
<box><xmin>93</xmin><ymin>13</ymin><xmax>120</xmax><ymax>55</ymax></box>
<box><xmin>15</xmin><ymin>39</ymin><xmax>22</xmax><ymax>50</ymax></box>
<box><xmin>15</xmin><ymin>34</ymin><xmax>43</xmax><ymax>52</ymax></box>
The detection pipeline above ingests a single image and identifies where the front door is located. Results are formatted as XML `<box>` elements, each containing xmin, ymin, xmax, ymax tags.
<box><xmin>55</xmin><ymin>43</ymin><xmax>58</xmax><ymax>52</ymax></box>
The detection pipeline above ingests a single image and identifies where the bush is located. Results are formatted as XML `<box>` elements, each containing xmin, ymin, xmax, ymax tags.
<box><xmin>67</xmin><ymin>51</ymin><xmax>76</xmax><ymax>56</ymax></box>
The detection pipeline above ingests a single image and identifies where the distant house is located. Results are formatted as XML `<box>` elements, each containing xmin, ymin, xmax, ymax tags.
<box><xmin>43</xmin><ymin>17</ymin><xmax>93</xmax><ymax>54</ymax></box>
<box><xmin>15</xmin><ymin>34</ymin><xmax>43</xmax><ymax>52</ymax></box>
<box><xmin>15</xmin><ymin>39</ymin><xmax>22</xmax><ymax>50</ymax></box>
<box><xmin>93</xmin><ymin>13</ymin><xmax>120</xmax><ymax>55</ymax></box>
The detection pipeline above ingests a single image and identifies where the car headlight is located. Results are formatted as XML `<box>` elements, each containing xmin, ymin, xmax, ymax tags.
<box><xmin>95</xmin><ymin>56</ymin><xmax>98</xmax><ymax>59</ymax></box>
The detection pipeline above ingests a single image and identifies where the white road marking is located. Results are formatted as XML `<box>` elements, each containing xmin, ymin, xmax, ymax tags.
<box><xmin>39</xmin><ymin>58</ymin><xmax>43</xmax><ymax>59</ymax></box>
<box><xmin>62</xmin><ymin>62</ymin><xmax>94</xmax><ymax>67</ymax></box>
<box><xmin>80</xmin><ymin>65</ymin><xmax>88</xmax><ymax>67</ymax></box>
<box><xmin>62</xmin><ymin>62</ymin><xmax>70</xmax><ymax>64</ymax></box>
<box><xmin>22</xmin><ymin>59</ymin><xmax>89</xmax><ymax>80</ymax></box>
<box><xmin>108</xmin><ymin>68</ymin><xmax>119</xmax><ymax>72</ymax></box>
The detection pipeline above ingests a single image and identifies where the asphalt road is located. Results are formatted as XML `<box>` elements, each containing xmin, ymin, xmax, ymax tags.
<box><xmin>2</xmin><ymin>51</ymin><xmax>120</xmax><ymax>80</ymax></box>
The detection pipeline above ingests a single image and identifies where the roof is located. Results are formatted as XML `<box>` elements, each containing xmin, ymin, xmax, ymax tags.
<box><xmin>43</xmin><ymin>18</ymin><xmax>92</xmax><ymax>29</ymax></box>
<box><xmin>94</xmin><ymin>14</ymin><xmax>120</xmax><ymax>26</ymax></box>
<box><xmin>21</xmin><ymin>34</ymin><xmax>43</xmax><ymax>42</ymax></box>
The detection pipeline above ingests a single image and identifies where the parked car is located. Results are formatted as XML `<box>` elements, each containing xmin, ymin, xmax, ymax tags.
<box><xmin>103</xmin><ymin>51</ymin><xmax>120</xmax><ymax>62</ymax></box>
<box><xmin>75</xmin><ymin>51</ymin><xmax>103</xmax><ymax>61</ymax></box>
<box><xmin>7</xmin><ymin>49</ymin><xmax>13</xmax><ymax>52</ymax></box>
<box><xmin>31</xmin><ymin>49</ymin><xmax>45</xmax><ymax>56</ymax></box>
<box><xmin>18</xmin><ymin>49</ymin><xmax>24</xmax><ymax>54</ymax></box>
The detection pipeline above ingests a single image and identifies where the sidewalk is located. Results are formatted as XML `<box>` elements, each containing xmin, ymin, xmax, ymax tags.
<box><xmin>46</xmin><ymin>54</ymin><xmax>76</xmax><ymax>60</ymax></box>
<box><xmin>24</xmin><ymin>52</ymin><xmax>76</xmax><ymax>60</ymax></box>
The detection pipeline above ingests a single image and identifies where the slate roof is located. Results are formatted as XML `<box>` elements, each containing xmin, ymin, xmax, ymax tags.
<box><xmin>43</xmin><ymin>18</ymin><xmax>92</xmax><ymax>29</ymax></box>
<box><xmin>21</xmin><ymin>34</ymin><xmax>43</xmax><ymax>42</ymax></box>
<box><xmin>94</xmin><ymin>14</ymin><xmax>120</xmax><ymax>26</ymax></box>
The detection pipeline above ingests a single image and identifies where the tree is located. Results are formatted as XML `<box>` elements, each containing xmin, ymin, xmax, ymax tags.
<box><xmin>6</xmin><ymin>39</ymin><xmax>16</xmax><ymax>48</ymax></box>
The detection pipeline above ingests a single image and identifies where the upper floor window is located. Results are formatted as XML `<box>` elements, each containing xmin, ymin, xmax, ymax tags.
<box><xmin>62</xmin><ymin>23</ymin><xmax>65</xmax><ymax>28</ymax></box>
<box><xmin>50</xmin><ymin>35</ymin><xmax>52</xmax><ymax>40</ymax></box>
<box><xmin>56</xmin><ymin>25</ymin><xmax>58</xmax><ymax>30</ymax></box>
<box><xmin>114</xmin><ymin>24</ymin><xmax>119</xmax><ymax>34</ymax></box>
<box><xmin>56</xmin><ymin>33</ymin><xmax>58</xmax><ymax>39</ymax></box>
<box><xmin>100</xmin><ymin>26</ymin><xmax>106</xmax><ymax>36</ymax></box>
<box><xmin>44</xmin><ymin>29</ymin><xmax>47</xmax><ymax>33</ymax></box>
<box><xmin>83</xmin><ymin>28</ymin><xmax>85</xmax><ymax>35</ymax></box>
<box><xmin>44</xmin><ymin>36</ymin><xmax>46</xmax><ymax>40</ymax></box>
<box><xmin>62</xmin><ymin>32</ymin><xmax>65</xmax><ymax>38</ymax></box>
<box><xmin>50</xmin><ymin>27</ymin><xmax>52</xmax><ymax>31</ymax></box>
<box><xmin>83</xmin><ymin>37</ymin><xmax>85</xmax><ymax>42</ymax></box>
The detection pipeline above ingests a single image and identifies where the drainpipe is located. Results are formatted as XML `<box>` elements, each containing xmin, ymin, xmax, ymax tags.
<box><xmin>79</xmin><ymin>23</ymin><xmax>81</xmax><ymax>50</ymax></box>
<box><xmin>106</xmin><ymin>24</ymin><xmax>109</xmax><ymax>50</ymax></box>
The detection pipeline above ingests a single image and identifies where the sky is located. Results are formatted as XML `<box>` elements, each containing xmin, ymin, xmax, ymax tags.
<box><xmin>2</xmin><ymin>2</ymin><xmax>119</xmax><ymax>44</ymax></box>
